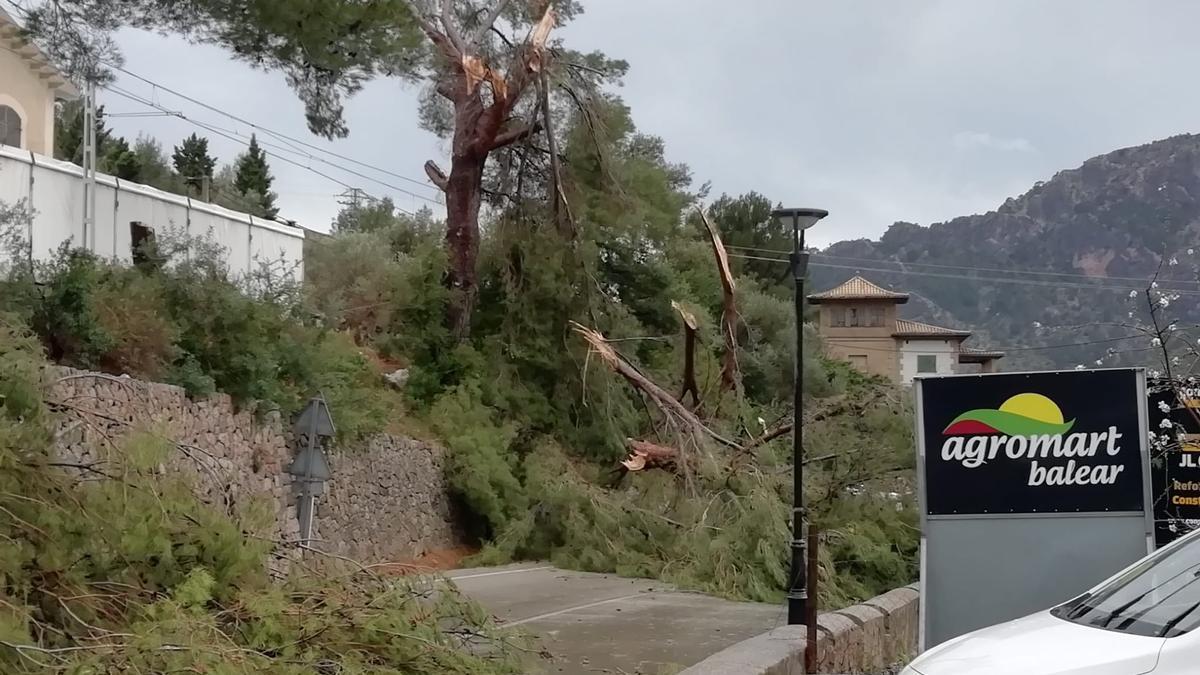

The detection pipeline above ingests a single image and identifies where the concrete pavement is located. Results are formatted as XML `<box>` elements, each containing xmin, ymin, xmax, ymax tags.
<box><xmin>448</xmin><ymin>564</ymin><xmax>784</xmax><ymax>674</ymax></box>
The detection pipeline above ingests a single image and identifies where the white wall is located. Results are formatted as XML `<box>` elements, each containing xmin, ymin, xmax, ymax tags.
<box><xmin>0</xmin><ymin>145</ymin><xmax>304</xmax><ymax>279</ymax></box>
<box><xmin>899</xmin><ymin>338</ymin><xmax>960</xmax><ymax>385</ymax></box>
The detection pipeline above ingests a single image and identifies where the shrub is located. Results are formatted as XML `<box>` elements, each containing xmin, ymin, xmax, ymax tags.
<box><xmin>93</xmin><ymin>268</ymin><xmax>180</xmax><ymax>379</ymax></box>
<box><xmin>0</xmin><ymin>332</ymin><xmax>521</xmax><ymax>674</ymax></box>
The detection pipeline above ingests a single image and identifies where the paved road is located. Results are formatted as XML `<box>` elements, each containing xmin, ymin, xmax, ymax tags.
<box><xmin>449</xmin><ymin>564</ymin><xmax>783</xmax><ymax>674</ymax></box>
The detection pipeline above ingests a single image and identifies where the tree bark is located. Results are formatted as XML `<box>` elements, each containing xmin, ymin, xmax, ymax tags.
<box><xmin>444</xmin><ymin>151</ymin><xmax>487</xmax><ymax>339</ymax></box>
<box><xmin>416</xmin><ymin>3</ymin><xmax>558</xmax><ymax>340</ymax></box>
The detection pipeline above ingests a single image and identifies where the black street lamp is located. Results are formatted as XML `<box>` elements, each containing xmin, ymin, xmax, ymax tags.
<box><xmin>771</xmin><ymin>207</ymin><xmax>829</xmax><ymax>626</ymax></box>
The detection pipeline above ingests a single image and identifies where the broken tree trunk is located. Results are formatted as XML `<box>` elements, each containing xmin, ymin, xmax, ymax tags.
<box><xmin>620</xmin><ymin>439</ymin><xmax>679</xmax><ymax>473</ymax></box>
<box><xmin>697</xmin><ymin>208</ymin><xmax>739</xmax><ymax>392</ymax></box>
<box><xmin>672</xmin><ymin>300</ymin><xmax>701</xmax><ymax>407</ymax></box>
<box><xmin>415</xmin><ymin>1</ymin><xmax>557</xmax><ymax>339</ymax></box>
<box><xmin>571</xmin><ymin>321</ymin><xmax>743</xmax><ymax>451</ymax></box>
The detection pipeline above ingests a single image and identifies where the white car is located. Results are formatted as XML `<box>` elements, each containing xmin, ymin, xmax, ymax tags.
<box><xmin>903</xmin><ymin>529</ymin><xmax>1200</xmax><ymax>675</ymax></box>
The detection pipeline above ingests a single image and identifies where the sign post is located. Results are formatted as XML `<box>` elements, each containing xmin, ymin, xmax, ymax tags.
<box><xmin>288</xmin><ymin>395</ymin><xmax>335</xmax><ymax>546</ymax></box>
<box><xmin>915</xmin><ymin>368</ymin><xmax>1153</xmax><ymax>649</ymax></box>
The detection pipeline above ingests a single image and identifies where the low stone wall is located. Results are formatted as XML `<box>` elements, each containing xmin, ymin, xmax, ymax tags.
<box><xmin>50</xmin><ymin>368</ymin><xmax>300</xmax><ymax>553</ymax></box>
<box><xmin>47</xmin><ymin>368</ymin><xmax>464</xmax><ymax>567</ymax></box>
<box><xmin>682</xmin><ymin>584</ymin><xmax>919</xmax><ymax>675</ymax></box>
<box><xmin>314</xmin><ymin>434</ymin><xmax>464</xmax><ymax>562</ymax></box>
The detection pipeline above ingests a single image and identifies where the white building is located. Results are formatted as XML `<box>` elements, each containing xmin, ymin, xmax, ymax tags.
<box><xmin>0</xmin><ymin>7</ymin><xmax>304</xmax><ymax>277</ymax></box>
<box><xmin>0</xmin><ymin>146</ymin><xmax>305</xmax><ymax>277</ymax></box>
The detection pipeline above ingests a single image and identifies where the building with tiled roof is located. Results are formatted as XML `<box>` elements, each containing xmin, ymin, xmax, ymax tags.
<box><xmin>808</xmin><ymin>275</ymin><xmax>1004</xmax><ymax>384</ymax></box>
<box><xmin>0</xmin><ymin>6</ymin><xmax>78</xmax><ymax>155</ymax></box>
<box><xmin>808</xmin><ymin>276</ymin><xmax>911</xmax><ymax>304</ymax></box>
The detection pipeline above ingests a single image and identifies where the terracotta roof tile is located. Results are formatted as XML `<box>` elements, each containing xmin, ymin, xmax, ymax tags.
<box><xmin>807</xmin><ymin>276</ymin><xmax>909</xmax><ymax>304</ymax></box>
<box><xmin>892</xmin><ymin>319</ymin><xmax>972</xmax><ymax>338</ymax></box>
<box><xmin>959</xmin><ymin>347</ymin><xmax>1006</xmax><ymax>361</ymax></box>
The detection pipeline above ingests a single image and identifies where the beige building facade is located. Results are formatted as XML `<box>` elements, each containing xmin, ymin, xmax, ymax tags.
<box><xmin>0</xmin><ymin>8</ymin><xmax>77</xmax><ymax>155</ymax></box>
<box><xmin>809</xmin><ymin>276</ymin><xmax>1003</xmax><ymax>385</ymax></box>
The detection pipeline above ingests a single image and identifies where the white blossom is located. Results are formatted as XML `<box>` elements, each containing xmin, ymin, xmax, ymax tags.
<box><xmin>1190</xmin><ymin>248</ymin><xmax>1195</xmax><ymax>256</ymax></box>
<box><xmin>1152</xmin><ymin>337</ymin><xmax>1163</xmax><ymax>347</ymax></box>
<box><xmin>1160</xmin><ymin>297</ymin><xmax>1171</xmax><ymax>308</ymax></box>
<box><xmin>1095</xmin><ymin>359</ymin><xmax>1104</xmax><ymax>366</ymax></box>
<box><xmin>1162</xmin><ymin>418</ymin><xmax>1176</xmax><ymax>429</ymax></box>
<box><xmin>1074</xmin><ymin>364</ymin><xmax>1085</xmax><ymax>371</ymax></box>
<box><xmin>1149</xmin><ymin>431</ymin><xmax>1159</xmax><ymax>441</ymax></box>
<box><xmin>1171</xmin><ymin>257</ymin><xmax>1180</xmax><ymax>266</ymax></box>
<box><xmin>1032</xmin><ymin>321</ymin><xmax>1042</xmax><ymax>328</ymax></box>
<box><xmin>1152</xmin><ymin>281</ymin><xmax>1160</xmax><ymax>289</ymax></box>
<box><xmin>1174</xmin><ymin>356</ymin><xmax>1182</xmax><ymax>365</ymax></box>
<box><xmin>1159</xmin><ymin>401</ymin><xmax>1173</xmax><ymax>413</ymax></box>
<box><xmin>1151</xmin><ymin>370</ymin><xmax>1162</xmax><ymax>378</ymax></box>
<box><xmin>1129</xmin><ymin>290</ymin><xmax>1139</xmax><ymax>298</ymax></box>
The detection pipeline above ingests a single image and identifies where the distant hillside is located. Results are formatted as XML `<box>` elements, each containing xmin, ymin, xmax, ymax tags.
<box><xmin>814</xmin><ymin>134</ymin><xmax>1200</xmax><ymax>370</ymax></box>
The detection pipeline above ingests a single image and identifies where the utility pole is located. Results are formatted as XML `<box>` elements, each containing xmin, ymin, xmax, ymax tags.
<box><xmin>81</xmin><ymin>79</ymin><xmax>98</xmax><ymax>251</ymax></box>
<box><xmin>338</xmin><ymin>187</ymin><xmax>367</xmax><ymax>210</ymax></box>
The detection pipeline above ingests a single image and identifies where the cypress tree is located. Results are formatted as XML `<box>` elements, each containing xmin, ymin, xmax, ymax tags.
<box><xmin>233</xmin><ymin>134</ymin><xmax>278</xmax><ymax>218</ymax></box>
<box><xmin>171</xmin><ymin>133</ymin><xmax>216</xmax><ymax>194</ymax></box>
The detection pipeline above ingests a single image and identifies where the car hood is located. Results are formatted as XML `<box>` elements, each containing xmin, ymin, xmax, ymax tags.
<box><xmin>909</xmin><ymin>611</ymin><xmax>1164</xmax><ymax>675</ymax></box>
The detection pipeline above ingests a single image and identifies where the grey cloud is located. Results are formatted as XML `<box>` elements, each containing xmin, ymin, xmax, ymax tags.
<box><xmin>107</xmin><ymin>1</ymin><xmax>1200</xmax><ymax>246</ymax></box>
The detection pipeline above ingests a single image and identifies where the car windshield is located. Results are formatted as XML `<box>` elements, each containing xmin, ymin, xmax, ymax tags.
<box><xmin>1053</xmin><ymin>535</ymin><xmax>1200</xmax><ymax>638</ymax></box>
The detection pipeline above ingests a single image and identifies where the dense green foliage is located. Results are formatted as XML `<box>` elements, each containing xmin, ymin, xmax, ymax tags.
<box><xmin>0</xmin><ymin>320</ymin><xmax>521</xmax><ymax>673</ymax></box>
<box><xmin>0</xmin><ymin>211</ymin><xmax>393</xmax><ymax>441</ymax></box>
<box><xmin>300</xmin><ymin>94</ymin><xmax>919</xmax><ymax>606</ymax></box>
<box><xmin>54</xmin><ymin>100</ymin><xmax>143</xmax><ymax>180</ymax></box>
<box><xmin>21</xmin><ymin>0</ymin><xmax>919</xmax><ymax>612</ymax></box>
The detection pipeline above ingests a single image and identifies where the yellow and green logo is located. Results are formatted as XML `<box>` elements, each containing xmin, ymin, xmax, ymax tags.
<box><xmin>943</xmin><ymin>393</ymin><xmax>1075</xmax><ymax>437</ymax></box>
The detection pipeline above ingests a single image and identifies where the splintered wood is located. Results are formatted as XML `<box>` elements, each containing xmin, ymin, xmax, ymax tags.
<box><xmin>696</xmin><ymin>208</ymin><xmax>740</xmax><ymax>392</ymax></box>
<box><xmin>621</xmin><ymin>439</ymin><xmax>679</xmax><ymax>473</ymax></box>
<box><xmin>672</xmin><ymin>300</ymin><xmax>701</xmax><ymax>407</ymax></box>
<box><xmin>571</xmin><ymin>322</ymin><xmax>743</xmax><ymax>455</ymax></box>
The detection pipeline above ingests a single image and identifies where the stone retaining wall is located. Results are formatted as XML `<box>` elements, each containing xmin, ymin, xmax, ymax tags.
<box><xmin>314</xmin><ymin>434</ymin><xmax>464</xmax><ymax>562</ymax></box>
<box><xmin>50</xmin><ymin>368</ymin><xmax>300</xmax><ymax>555</ymax></box>
<box><xmin>682</xmin><ymin>584</ymin><xmax>920</xmax><ymax>675</ymax></box>
<box><xmin>47</xmin><ymin>367</ymin><xmax>464</xmax><ymax>567</ymax></box>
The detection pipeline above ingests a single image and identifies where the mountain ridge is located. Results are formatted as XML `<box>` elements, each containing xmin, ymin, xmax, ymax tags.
<box><xmin>813</xmin><ymin>133</ymin><xmax>1200</xmax><ymax>369</ymax></box>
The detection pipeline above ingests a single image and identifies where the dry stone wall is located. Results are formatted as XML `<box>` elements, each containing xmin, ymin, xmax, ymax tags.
<box><xmin>314</xmin><ymin>434</ymin><xmax>465</xmax><ymax>562</ymax></box>
<box><xmin>47</xmin><ymin>367</ymin><xmax>463</xmax><ymax>567</ymax></box>
<box><xmin>49</xmin><ymin>368</ymin><xmax>299</xmax><ymax>552</ymax></box>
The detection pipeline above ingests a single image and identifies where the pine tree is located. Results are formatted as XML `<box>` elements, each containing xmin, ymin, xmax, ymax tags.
<box><xmin>171</xmin><ymin>133</ymin><xmax>217</xmax><ymax>195</ymax></box>
<box><xmin>54</xmin><ymin>100</ymin><xmax>113</xmax><ymax>164</ymax></box>
<box><xmin>233</xmin><ymin>135</ymin><xmax>278</xmax><ymax>218</ymax></box>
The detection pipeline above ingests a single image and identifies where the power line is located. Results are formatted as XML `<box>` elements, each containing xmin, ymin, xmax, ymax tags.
<box><xmin>101</xmin><ymin>85</ymin><xmax>417</xmax><ymax>216</ymax></box>
<box><xmin>724</xmin><ymin>252</ymin><xmax>1200</xmax><ymax>296</ymax></box>
<box><xmin>724</xmin><ymin>244</ymin><xmax>1200</xmax><ymax>288</ymax></box>
<box><xmin>815</xmin><ymin>251</ymin><xmax>1200</xmax><ymax>287</ymax></box>
<box><xmin>101</xmin><ymin>83</ymin><xmax>436</xmax><ymax>209</ymax></box>
<box><xmin>101</xmin><ymin>60</ymin><xmax>443</xmax><ymax>198</ymax></box>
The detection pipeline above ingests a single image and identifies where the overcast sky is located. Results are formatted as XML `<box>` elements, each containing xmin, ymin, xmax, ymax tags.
<box><xmin>102</xmin><ymin>0</ymin><xmax>1200</xmax><ymax>247</ymax></box>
